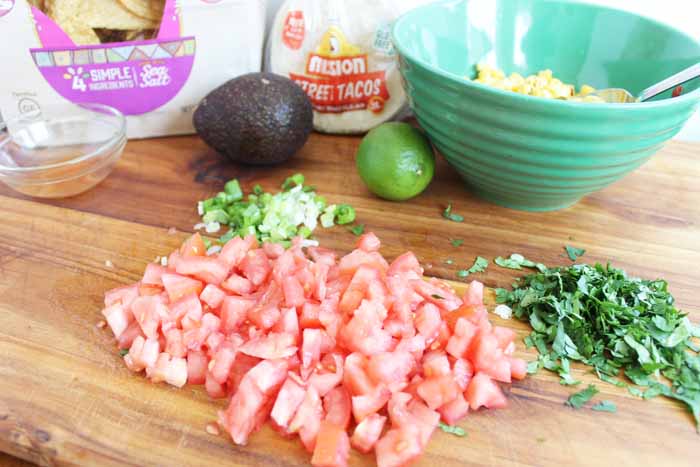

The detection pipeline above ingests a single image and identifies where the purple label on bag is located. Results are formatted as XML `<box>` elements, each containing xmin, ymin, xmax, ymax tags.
<box><xmin>28</xmin><ymin>1</ymin><xmax>194</xmax><ymax>116</ymax></box>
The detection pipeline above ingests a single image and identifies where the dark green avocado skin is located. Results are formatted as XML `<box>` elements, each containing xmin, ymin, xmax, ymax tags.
<box><xmin>193</xmin><ymin>73</ymin><xmax>313</xmax><ymax>165</ymax></box>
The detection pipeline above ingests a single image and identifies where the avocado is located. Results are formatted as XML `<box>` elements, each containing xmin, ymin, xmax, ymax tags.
<box><xmin>193</xmin><ymin>73</ymin><xmax>313</xmax><ymax>165</ymax></box>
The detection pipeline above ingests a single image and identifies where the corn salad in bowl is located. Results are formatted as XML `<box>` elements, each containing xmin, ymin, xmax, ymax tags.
<box><xmin>472</xmin><ymin>64</ymin><xmax>603</xmax><ymax>102</ymax></box>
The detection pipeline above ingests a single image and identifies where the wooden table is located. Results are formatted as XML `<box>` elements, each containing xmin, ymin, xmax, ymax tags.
<box><xmin>1</xmin><ymin>133</ymin><xmax>698</xmax><ymax>466</ymax></box>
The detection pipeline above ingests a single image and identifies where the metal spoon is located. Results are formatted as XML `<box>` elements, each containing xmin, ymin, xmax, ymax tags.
<box><xmin>592</xmin><ymin>62</ymin><xmax>700</xmax><ymax>103</ymax></box>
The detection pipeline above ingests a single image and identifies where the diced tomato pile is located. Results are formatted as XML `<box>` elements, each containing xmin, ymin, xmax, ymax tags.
<box><xmin>101</xmin><ymin>232</ymin><xmax>526</xmax><ymax>467</ymax></box>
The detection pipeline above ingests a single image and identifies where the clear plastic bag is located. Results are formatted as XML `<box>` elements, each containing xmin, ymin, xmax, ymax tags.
<box><xmin>266</xmin><ymin>0</ymin><xmax>431</xmax><ymax>134</ymax></box>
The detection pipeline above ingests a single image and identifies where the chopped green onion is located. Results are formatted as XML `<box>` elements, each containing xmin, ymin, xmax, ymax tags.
<box><xmin>224</xmin><ymin>180</ymin><xmax>243</xmax><ymax>201</ymax></box>
<box><xmin>335</xmin><ymin>204</ymin><xmax>356</xmax><ymax>225</ymax></box>
<box><xmin>281</xmin><ymin>173</ymin><xmax>305</xmax><ymax>190</ymax></box>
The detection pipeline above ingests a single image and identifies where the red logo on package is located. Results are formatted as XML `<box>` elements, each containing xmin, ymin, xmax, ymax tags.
<box><xmin>282</xmin><ymin>11</ymin><xmax>305</xmax><ymax>50</ymax></box>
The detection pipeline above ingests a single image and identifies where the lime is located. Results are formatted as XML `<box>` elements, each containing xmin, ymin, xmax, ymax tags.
<box><xmin>356</xmin><ymin>122</ymin><xmax>435</xmax><ymax>201</ymax></box>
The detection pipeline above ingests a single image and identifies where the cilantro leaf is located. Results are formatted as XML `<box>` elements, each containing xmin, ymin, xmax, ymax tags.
<box><xmin>456</xmin><ymin>270</ymin><xmax>469</xmax><ymax>279</ymax></box>
<box><xmin>498</xmin><ymin>260</ymin><xmax>700</xmax><ymax>429</ymax></box>
<box><xmin>565</xmin><ymin>245</ymin><xmax>586</xmax><ymax>261</ymax></box>
<box><xmin>458</xmin><ymin>256</ymin><xmax>489</xmax><ymax>279</ymax></box>
<box><xmin>438</xmin><ymin>422</ymin><xmax>466</xmax><ymax>437</ymax></box>
<box><xmin>119</xmin><ymin>349</ymin><xmax>129</xmax><ymax>357</ymax></box>
<box><xmin>442</xmin><ymin>204</ymin><xmax>464</xmax><ymax>222</ymax></box>
<box><xmin>451</xmin><ymin>239</ymin><xmax>464</xmax><ymax>247</ymax></box>
<box><xmin>349</xmin><ymin>224</ymin><xmax>365</xmax><ymax>236</ymax></box>
<box><xmin>431</xmin><ymin>294</ymin><xmax>445</xmax><ymax>300</ymax></box>
<box><xmin>565</xmin><ymin>384</ymin><xmax>599</xmax><ymax>409</ymax></box>
<box><xmin>591</xmin><ymin>401</ymin><xmax>617</xmax><ymax>413</ymax></box>
<box><xmin>495</xmin><ymin>254</ymin><xmax>546</xmax><ymax>272</ymax></box>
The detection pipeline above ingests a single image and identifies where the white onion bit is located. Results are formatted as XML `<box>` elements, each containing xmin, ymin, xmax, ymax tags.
<box><xmin>494</xmin><ymin>304</ymin><xmax>513</xmax><ymax>320</ymax></box>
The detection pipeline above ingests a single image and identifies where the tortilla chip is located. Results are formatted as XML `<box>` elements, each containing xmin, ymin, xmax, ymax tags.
<box><xmin>117</xmin><ymin>0</ymin><xmax>164</xmax><ymax>21</ymax></box>
<box><xmin>46</xmin><ymin>0</ymin><xmax>157</xmax><ymax>33</ymax></box>
<box><xmin>125</xmin><ymin>28</ymin><xmax>156</xmax><ymax>41</ymax></box>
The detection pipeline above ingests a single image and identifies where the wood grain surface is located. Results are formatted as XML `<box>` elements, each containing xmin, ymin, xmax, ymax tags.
<box><xmin>0</xmin><ymin>133</ymin><xmax>698</xmax><ymax>466</ymax></box>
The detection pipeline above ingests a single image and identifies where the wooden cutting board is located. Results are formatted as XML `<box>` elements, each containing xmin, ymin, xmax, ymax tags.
<box><xmin>1</xmin><ymin>134</ymin><xmax>698</xmax><ymax>467</ymax></box>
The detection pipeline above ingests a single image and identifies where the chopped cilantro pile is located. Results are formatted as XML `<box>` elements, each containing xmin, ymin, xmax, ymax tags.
<box><xmin>497</xmin><ymin>262</ymin><xmax>700</xmax><ymax>429</ymax></box>
<box><xmin>196</xmin><ymin>174</ymin><xmax>356</xmax><ymax>247</ymax></box>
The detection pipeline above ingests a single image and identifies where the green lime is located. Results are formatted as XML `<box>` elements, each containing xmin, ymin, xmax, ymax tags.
<box><xmin>356</xmin><ymin>122</ymin><xmax>435</xmax><ymax>201</ymax></box>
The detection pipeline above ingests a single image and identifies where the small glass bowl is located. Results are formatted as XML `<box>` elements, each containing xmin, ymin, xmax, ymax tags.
<box><xmin>0</xmin><ymin>103</ymin><xmax>126</xmax><ymax>198</ymax></box>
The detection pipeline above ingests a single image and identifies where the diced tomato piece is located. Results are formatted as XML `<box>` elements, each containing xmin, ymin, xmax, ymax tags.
<box><xmin>318</xmin><ymin>294</ymin><xmax>341</xmax><ymax>339</ymax></box>
<box><xmin>407</xmin><ymin>398</ymin><xmax>440</xmax><ymax>447</ymax></box>
<box><xmin>395</xmin><ymin>335</ymin><xmax>426</xmax><ymax>362</ymax></box>
<box><xmin>117</xmin><ymin>320</ymin><xmax>143</xmax><ymax>350</ymax></box>
<box><xmin>351</xmin><ymin>413</ymin><xmax>386</xmax><ymax>454</ymax></box>
<box><xmin>338</xmin><ymin>249</ymin><xmax>388</xmax><ymax>277</ymax></box>
<box><xmin>167</xmin><ymin>292</ymin><xmax>201</xmax><ymax>326</ymax></box>
<box><xmin>161</xmin><ymin>273</ymin><xmax>203</xmax><ymax>303</ymax></box>
<box><xmin>468</xmin><ymin>332</ymin><xmax>503</xmax><ymax>372</ymax></box>
<box><xmin>367</xmin><ymin>351</ymin><xmax>414</xmax><ymax>386</ymax></box>
<box><xmin>227</xmin><ymin>353</ymin><xmax>261</xmax><ymax>392</ymax></box>
<box><xmin>220</xmin><ymin>296</ymin><xmax>254</xmax><ymax>333</ymax></box>
<box><xmin>245</xmin><ymin>304</ymin><xmax>279</xmax><ymax>331</ymax></box>
<box><xmin>352</xmin><ymin>385</ymin><xmax>391</xmax><ymax>423</ymax></box>
<box><xmin>300</xmin><ymin>302</ymin><xmax>322</xmax><ymax>329</ymax></box>
<box><xmin>181</xmin><ymin>301</ymin><xmax>204</xmax><ymax>331</ymax></box>
<box><xmin>463</xmin><ymin>280</ymin><xmax>484</xmax><ymax>306</ymax></box>
<box><xmin>149</xmin><ymin>354</ymin><xmax>187</xmax><ymax>388</ymax></box>
<box><xmin>311</xmin><ymin>263</ymin><xmax>329</xmax><ymax>301</ymax></box>
<box><xmin>411</xmin><ymin>279</ymin><xmax>462</xmax><ymax>312</ymax></box>
<box><xmin>201</xmin><ymin>313</ymin><xmax>221</xmax><ymax>333</ymax></box>
<box><xmin>210</xmin><ymin>342</ymin><xmax>238</xmax><ymax>384</ymax></box>
<box><xmin>387</xmin><ymin>251</ymin><xmax>423</xmax><ymax>278</ymax></box>
<box><xmin>199</xmin><ymin>284</ymin><xmax>227</xmax><ymax>309</ymax></box>
<box><xmin>246</xmin><ymin>358</ymin><xmax>289</xmax><ymax>395</ymax></box>
<box><xmin>484</xmin><ymin>357</ymin><xmax>512</xmax><ymax>383</ymax></box>
<box><xmin>508</xmin><ymin>357</ymin><xmax>528</xmax><ymax>380</ymax></box>
<box><xmin>104</xmin><ymin>283</ymin><xmax>139</xmax><ymax>308</ymax></box>
<box><xmin>146</xmin><ymin>352</ymin><xmax>170</xmax><ymax>383</ymax></box>
<box><xmin>438</xmin><ymin>393</ymin><xmax>469</xmax><ymax>425</ymax></box>
<box><xmin>445</xmin><ymin>304</ymin><xmax>488</xmax><ymax>330</ymax></box>
<box><xmin>271</xmin><ymin>375</ymin><xmax>308</xmax><ymax>431</ymax></box>
<box><xmin>422</xmin><ymin>351</ymin><xmax>451</xmax><ymax>378</ymax></box>
<box><xmin>493</xmin><ymin>326</ymin><xmax>516</xmax><ymax>350</ymax></box>
<box><xmin>102</xmin><ymin>303</ymin><xmax>133</xmax><ymax>339</ymax></box>
<box><xmin>167</xmin><ymin>251</ymin><xmax>182</xmax><ymax>270</ymax></box>
<box><xmin>238</xmin><ymin>332</ymin><xmax>297</xmax><ymax>360</ymax></box>
<box><xmin>375</xmin><ymin>425</ymin><xmax>423</xmax><ymax>467</ymax></box>
<box><xmin>445</xmin><ymin>317</ymin><xmax>478</xmax><ymax>359</ymax></box>
<box><xmin>180</xmin><ymin>233</ymin><xmax>207</xmax><ymax>258</ymax></box>
<box><xmin>323</xmin><ymin>386</ymin><xmax>351</xmax><ymax>430</ymax></box>
<box><xmin>138</xmin><ymin>283</ymin><xmax>163</xmax><ymax>296</ymax></box>
<box><xmin>343</xmin><ymin>353</ymin><xmax>374</xmax><ymax>396</ymax></box>
<box><xmin>340</xmin><ymin>300</ymin><xmax>392</xmax><ymax>356</ymax></box>
<box><xmin>417</xmin><ymin>374</ymin><xmax>460</xmax><ymax>410</ymax></box>
<box><xmin>308</xmin><ymin>247</ymin><xmax>337</xmax><ymax>267</ymax></box>
<box><xmin>131</xmin><ymin>295</ymin><xmax>167</xmax><ymax>339</ymax></box>
<box><xmin>273</xmin><ymin>307</ymin><xmax>300</xmax><ymax>343</ymax></box>
<box><xmin>282</xmin><ymin>275</ymin><xmax>306</xmax><ymax>308</ymax></box>
<box><xmin>239</xmin><ymin>249</ymin><xmax>271</xmax><ymax>286</ymax></box>
<box><xmin>186</xmin><ymin>350</ymin><xmax>207</xmax><ymax>385</ymax></box>
<box><xmin>289</xmin><ymin>386</ymin><xmax>324</xmax><ymax>452</ymax></box>
<box><xmin>302</xmin><ymin>328</ymin><xmax>323</xmax><ymax>371</ymax></box>
<box><xmin>142</xmin><ymin>263</ymin><xmax>168</xmax><ymax>286</ymax></box>
<box><xmin>387</xmin><ymin>392</ymin><xmax>413</xmax><ymax>427</ymax></box>
<box><xmin>164</xmin><ymin>328</ymin><xmax>186</xmax><ymax>358</ymax></box>
<box><xmin>222</xmin><ymin>378</ymin><xmax>266</xmax><ymax>444</ymax></box>
<box><xmin>311</xmin><ymin>421</ymin><xmax>350</xmax><ymax>467</ymax></box>
<box><xmin>221</xmin><ymin>273</ymin><xmax>254</xmax><ymax>295</ymax></box>
<box><xmin>128</xmin><ymin>336</ymin><xmax>160</xmax><ymax>371</ymax></box>
<box><xmin>357</xmin><ymin>232</ymin><xmax>381</xmax><ymax>252</ymax></box>
<box><xmin>414</xmin><ymin>302</ymin><xmax>441</xmax><ymax>342</ymax></box>
<box><xmin>465</xmin><ymin>372</ymin><xmax>507</xmax><ymax>410</ymax></box>
<box><xmin>452</xmin><ymin>358</ymin><xmax>474</xmax><ymax>391</ymax></box>
<box><xmin>206</xmin><ymin>331</ymin><xmax>226</xmax><ymax>358</ymax></box>
<box><xmin>219</xmin><ymin>235</ymin><xmax>257</xmax><ymax>270</ymax></box>
<box><xmin>339</xmin><ymin>266</ymin><xmax>380</xmax><ymax>314</ymax></box>
<box><xmin>263</xmin><ymin>241</ymin><xmax>285</xmax><ymax>259</ymax></box>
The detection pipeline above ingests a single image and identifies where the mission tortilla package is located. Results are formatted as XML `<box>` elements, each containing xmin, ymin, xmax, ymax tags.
<box><xmin>0</xmin><ymin>0</ymin><xmax>266</xmax><ymax>138</ymax></box>
<box><xmin>267</xmin><ymin>0</ymin><xmax>433</xmax><ymax>134</ymax></box>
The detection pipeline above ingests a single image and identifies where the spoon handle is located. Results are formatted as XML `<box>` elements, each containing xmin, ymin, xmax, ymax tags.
<box><xmin>638</xmin><ymin>63</ymin><xmax>700</xmax><ymax>102</ymax></box>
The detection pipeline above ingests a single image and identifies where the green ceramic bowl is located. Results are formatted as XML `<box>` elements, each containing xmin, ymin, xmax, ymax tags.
<box><xmin>392</xmin><ymin>0</ymin><xmax>700</xmax><ymax>211</ymax></box>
